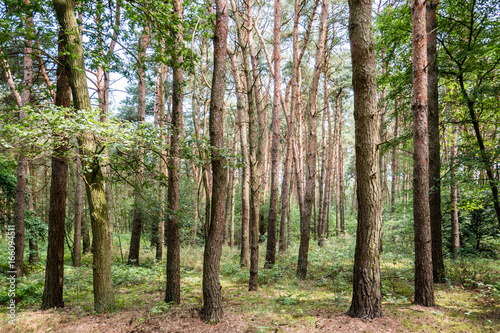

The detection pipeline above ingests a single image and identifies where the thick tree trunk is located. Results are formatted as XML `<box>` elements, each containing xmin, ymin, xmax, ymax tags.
<box><xmin>202</xmin><ymin>0</ymin><xmax>228</xmax><ymax>322</ymax></box>
<box><xmin>265</xmin><ymin>0</ymin><xmax>282</xmax><ymax>267</ymax></box>
<box><xmin>347</xmin><ymin>0</ymin><xmax>383</xmax><ymax>320</ymax></box>
<box><xmin>128</xmin><ymin>27</ymin><xmax>150</xmax><ymax>266</ymax></box>
<box><xmin>412</xmin><ymin>0</ymin><xmax>435</xmax><ymax>307</ymax></box>
<box><xmin>52</xmin><ymin>0</ymin><xmax>115</xmax><ymax>313</ymax></box>
<box><xmin>427</xmin><ymin>0</ymin><xmax>445</xmax><ymax>283</ymax></box>
<box><xmin>42</xmin><ymin>29</ymin><xmax>71</xmax><ymax>309</ymax></box>
<box><xmin>165</xmin><ymin>0</ymin><xmax>183</xmax><ymax>304</ymax></box>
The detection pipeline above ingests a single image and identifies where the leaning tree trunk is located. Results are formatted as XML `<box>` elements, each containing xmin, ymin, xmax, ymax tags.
<box><xmin>202</xmin><ymin>0</ymin><xmax>228</xmax><ymax>323</ymax></box>
<box><xmin>41</xmin><ymin>28</ymin><xmax>71</xmax><ymax>309</ymax></box>
<box><xmin>427</xmin><ymin>0</ymin><xmax>445</xmax><ymax>283</ymax></box>
<box><xmin>412</xmin><ymin>0</ymin><xmax>435</xmax><ymax>307</ymax></box>
<box><xmin>347</xmin><ymin>0</ymin><xmax>383</xmax><ymax>320</ymax></box>
<box><xmin>165</xmin><ymin>0</ymin><xmax>183</xmax><ymax>304</ymax></box>
<box><xmin>52</xmin><ymin>0</ymin><xmax>115</xmax><ymax>313</ymax></box>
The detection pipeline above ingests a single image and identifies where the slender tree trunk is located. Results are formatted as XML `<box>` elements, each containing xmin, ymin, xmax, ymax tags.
<box><xmin>390</xmin><ymin>102</ymin><xmax>399</xmax><ymax>214</ymax></box>
<box><xmin>427</xmin><ymin>0</ymin><xmax>445</xmax><ymax>283</ymax></box>
<box><xmin>297</xmin><ymin>0</ymin><xmax>328</xmax><ymax>280</ymax></box>
<box><xmin>73</xmin><ymin>155</ymin><xmax>83</xmax><ymax>267</ymax></box>
<box><xmin>156</xmin><ymin>64</ymin><xmax>166</xmax><ymax>260</ymax></box>
<box><xmin>128</xmin><ymin>27</ymin><xmax>150</xmax><ymax>266</ymax></box>
<box><xmin>265</xmin><ymin>0</ymin><xmax>282</xmax><ymax>267</ymax></box>
<box><xmin>202</xmin><ymin>0</ymin><xmax>228</xmax><ymax>322</ymax></box>
<box><xmin>412</xmin><ymin>0</ymin><xmax>435</xmax><ymax>307</ymax></box>
<box><xmin>450</xmin><ymin>124</ymin><xmax>460</xmax><ymax>256</ymax></box>
<box><xmin>41</xmin><ymin>28</ymin><xmax>71</xmax><ymax>309</ymax></box>
<box><xmin>228</xmin><ymin>48</ymin><xmax>250</xmax><ymax>266</ymax></box>
<box><xmin>165</xmin><ymin>0</ymin><xmax>184</xmax><ymax>303</ymax></box>
<box><xmin>347</xmin><ymin>0</ymin><xmax>383</xmax><ymax>319</ymax></box>
<box><xmin>52</xmin><ymin>0</ymin><xmax>115</xmax><ymax>313</ymax></box>
<box><xmin>338</xmin><ymin>102</ymin><xmax>346</xmax><ymax>234</ymax></box>
<box><xmin>11</xmin><ymin>10</ymin><xmax>34</xmax><ymax>277</ymax></box>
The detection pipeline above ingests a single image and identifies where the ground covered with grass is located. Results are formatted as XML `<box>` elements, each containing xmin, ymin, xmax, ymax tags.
<box><xmin>1</xmin><ymin>231</ymin><xmax>499</xmax><ymax>332</ymax></box>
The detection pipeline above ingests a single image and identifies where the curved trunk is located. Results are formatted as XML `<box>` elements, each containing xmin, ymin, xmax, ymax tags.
<box><xmin>202</xmin><ymin>0</ymin><xmax>229</xmax><ymax>322</ymax></box>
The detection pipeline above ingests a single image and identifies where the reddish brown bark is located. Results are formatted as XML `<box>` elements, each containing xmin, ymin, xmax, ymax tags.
<box><xmin>165</xmin><ymin>0</ymin><xmax>184</xmax><ymax>304</ymax></box>
<box><xmin>41</xmin><ymin>28</ymin><xmax>71</xmax><ymax>309</ymax></box>
<box><xmin>412</xmin><ymin>0</ymin><xmax>435</xmax><ymax>307</ymax></box>
<box><xmin>202</xmin><ymin>0</ymin><xmax>229</xmax><ymax>322</ymax></box>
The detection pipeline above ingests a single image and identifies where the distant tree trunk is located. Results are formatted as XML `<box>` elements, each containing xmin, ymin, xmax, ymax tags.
<box><xmin>228</xmin><ymin>48</ymin><xmax>250</xmax><ymax>266</ymax></box>
<box><xmin>53</xmin><ymin>0</ymin><xmax>115</xmax><ymax>313</ymax></box>
<box><xmin>412</xmin><ymin>0</ymin><xmax>435</xmax><ymax>307</ymax></box>
<box><xmin>317</xmin><ymin>82</ymin><xmax>328</xmax><ymax>247</ymax></box>
<box><xmin>156</xmin><ymin>64</ymin><xmax>166</xmax><ymax>260</ymax></box>
<box><xmin>296</xmin><ymin>0</ymin><xmax>328</xmax><ymax>280</ymax></box>
<box><xmin>338</xmin><ymin>102</ymin><xmax>346</xmax><ymax>234</ymax></box>
<box><xmin>128</xmin><ymin>27</ymin><xmax>150</xmax><ymax>266</ymax></box>
<box><xmin>73</xmin><ymin>155</ymin><xmax>83</xmax><ymax>267</ymax></box>
<box><xmin>202</xmin><ymin>0</ymin><xmax>228</xmax><ymax>322</ymax></box>
<box><xmin>450</xmin><ymin>124</ymin><xmax>460</xmax><ymax>256</ymax></box>
<box><xmin>82</xmin><ymin>200</ymin><xmax>91</xmax><ymax>255</ymax></box>
<box><xmin>379</xmin><ymin>58</ymin><xmax>388</xmax><ymax>206</ymax></box>
<box><xmin>165</xmin><ymin>0</ymin><xmax>184</xmax><ymax>304</ymax></box>
<box><xmin>390</xmin><ymin>102</ymin><xmax>399</xmax><ymax>214</ymax></box>
<box><xmin>265</xmin><ymin>0</ymin><xmax>282</xmax><ymax>267</ymax></box>
<box><xmin>11</xmin><ymin>11</ymin><xmax>34</xmax><ymax>277</ymax></box>
<box><xmin>42</xmin><ymin>28</ymin><xmax>71</xmax><ymax>309</ymax></box>
<box><xmin>347</xmin><ymin>0</ymin><xmax>383</xmax><ymax>320</ymax></box>
<box><xmin>27</xmin><ymin>168</ymin><xmax>38</xmax><ymax>264</ymax></box>
<box><xmin>320</xmin><ymin>79</ymin><xmax>335</xmax><ymax>245</ymax></box>
<box><xmin>426</xmin><ymin>0</ymin><xmax>445</xmax><ymax>283</ymax></box>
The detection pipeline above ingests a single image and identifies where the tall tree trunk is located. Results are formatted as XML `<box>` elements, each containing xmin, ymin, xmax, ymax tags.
<box><xmin>73</xmin><ymin>155</ymin><xmax>83</xmax><ymax>267</ymax></box>
<box><xmin>347</xmin><ymin>0</ymin><xmax>383</xmax><ymax>319</ymax></box>
<box><xmin>450</xmin><ymin>124</ymin><xmax>460</xmax><ymax>256</ymax></box>
<box><xmin>297</xmin><ymin>0</ymin><xmax>329</xmax><ymax>280</ymax></box>
<box><xmin>427</xmin><ymin>0</ymin><xmax>445</xmax><ymax>283</ymax></box>
<box><xmin>228</xmin><ymin>48</ymin><xmax>250</xmax><ymax>266</ymax></box>
<box><xmin>338</xmin><ymin>102</ymin><xmax>346</xmax><ymax>234</ymax></box>
<box><xmin>41</xmin><ymin>28</ymin><xmax>71</xmax><ymax>309</ymax></box>
<box><xmin>11</xmin><ymin>8</ymin><xmax>34</xmax><ymax>277</ymax></box>
<box><xmin>412</xmin><ymin>0</ymin><xmax>435</xmax><ymax>307</ymax></box>
<box><xmin>156</xmin><ymin>64</ymin><xmax>166</xmax><ymax>260</ymax></box>
<box><xmin>265</xmin><ymin>0</ymin><xmax>282</xmax><ymax>267</ymax></box>
<box><xmin>52</xmin><ymin>0</ymin><xmax>115</xmax><ymax>313</ymax></box>
<box><xmin>390</xmin><ymin>101</ymin><xmax>399</xmax><ymax>215</ymax></box>
<box><xmin>320</xmin><ymin>79</ymin><xmax>335</xmax><ymax>245</ymax></box>
<box><xmin>128</xmin><ymin>27</ymin><xmax>150</xmax><ymax>266</ymax></box>
<box><xmin>166</xmin><ymin>0</ymin><xmax>183</xmax><ymax>303</ymax></box>
<box><xmin>202</xmin><ymin>0</ymin><xmax>228</xmax><ymax>322</ymax></box>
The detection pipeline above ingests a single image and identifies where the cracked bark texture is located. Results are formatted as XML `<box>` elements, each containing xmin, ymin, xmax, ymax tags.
<box><xmin>347</xmin><ymin>0</ymin><xmax>383</xmax><ymax>320</ymax></box>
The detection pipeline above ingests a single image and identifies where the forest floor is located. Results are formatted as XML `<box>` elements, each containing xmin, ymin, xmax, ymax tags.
<box><xmin>1</xmin><ymin>234</ymin><xmax>499</xmax><ymax>332</ymax></box>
